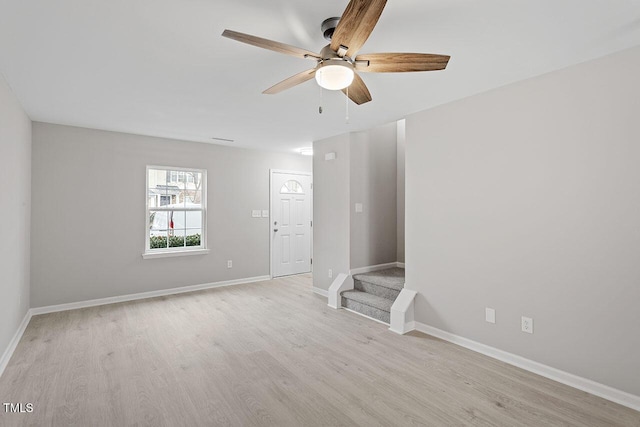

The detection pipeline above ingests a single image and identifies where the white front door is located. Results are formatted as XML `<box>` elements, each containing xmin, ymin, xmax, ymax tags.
<box><xmin>271</xmin><ymin>171</ymin><xmax>312</xmax><ymax>278</ymax></box>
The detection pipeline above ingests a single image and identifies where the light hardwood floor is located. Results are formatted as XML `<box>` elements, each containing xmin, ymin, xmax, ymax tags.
<box><xmin>0</xmin><ymin>274</ymin><xmax>638</xmax><ymax>426</ymax></box>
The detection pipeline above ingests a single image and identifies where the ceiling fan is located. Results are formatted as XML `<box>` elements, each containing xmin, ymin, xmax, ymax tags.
<box><xmin>222</xmin><ymin>0</ymin><xmax>450</xmax><ymax>105</ymax></box>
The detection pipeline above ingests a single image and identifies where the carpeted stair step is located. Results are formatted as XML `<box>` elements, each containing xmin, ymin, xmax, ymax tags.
<box><xmin>341</xmin><ymin>290</ymin><xmax>393</xmax><ymax>324</ymax></box>
<box><xmin>353</xmin><ymin>267</ymin><xmax>405</xmax><ymax>300</ymax></box>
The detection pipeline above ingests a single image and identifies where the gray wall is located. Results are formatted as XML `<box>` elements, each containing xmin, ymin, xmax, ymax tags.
<box><xmin>397</xmin><ymin>120</ymin><xmax>406</xmax><ymax>263</ymax></box>
<box><xmin>31</xmin><ymin>123</ymin><xmax>311</xmax><ymax>307</ymax></box>
<box><xmin>405</xmin><ymin>46</ymin><xmax>640</xmax><ymax>396</ymax></box>
<box><xmin>0</xmin><ymin>74</ymin><xmax>31</xmax><ymax>358</ymax></box>
<box><xmin>312</xmin><ymin>133</ymin><xmax>351</xmax><ymax>291</ymax></box>
<box><xmin>350</xmin><ymin>123</ymin><xmax>398</xmax><ymax>269</ymax></box>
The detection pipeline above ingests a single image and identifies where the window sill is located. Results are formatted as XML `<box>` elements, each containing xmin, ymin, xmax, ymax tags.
<box><xmin>142</xmin><ymin>249</ymin><xmax>210</xmax><ymax>260</ymax></box>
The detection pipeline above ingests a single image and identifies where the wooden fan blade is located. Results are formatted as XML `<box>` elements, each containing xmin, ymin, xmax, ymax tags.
<box><xmin>330</xmin><ymin>0</ymin><xmax>387</xmax><ymax>58</ymax></box>
<box><xmin>263</xmin><ymin>68</ymin><xmax>318</xmax><ymax>94</ymax></box>
<box><xmin>342</xmin><ymin>73</ymin><xmax>372</xmax><ymax>105</ymax></box>
<box><xmin>355</xmin><ymin>53</ymin><xmax>450</xmax><ymax>73</ymax></box>
<box><xmin>222</xmin><ymin>29</ymin><xmax>319</xmax><ymax>60</ymax></box>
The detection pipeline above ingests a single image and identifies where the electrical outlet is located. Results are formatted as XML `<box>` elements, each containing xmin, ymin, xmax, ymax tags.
<box><xmin>485</xmin><ymin>308</ymin><xmax>496</xmax><ymax>324</ymax></box>
<box><xmin>521</xmin><ymin>316</ymin><xmax>533</xmax><ymax>334</ymax></box>
<box><xmin>227</xmin><ymin>260</ymin><xmax>232</xmax><ymax>268</ymax></box>
<box><xmin>328</xmin><ymin>269</ymin><xmax>333</xmax><ymax>279</ymax></box>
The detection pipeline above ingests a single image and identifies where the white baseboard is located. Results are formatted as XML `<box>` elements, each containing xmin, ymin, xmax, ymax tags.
<box><xmin>31</xmin><ymin>275</ymin><xmax>271</xmax><ymax>316</ymax></box>
<box><xmin>390</xmin><ymin>321</ymin><xmax>416</xmax><ymax>335</ymax></box>
<box><xmin>0</xmin><ymin>310</ymin><xmax>33</xmax><ymax>378</ymax></box>
<box><xmin>396</xmin><ymin>262</ymin><xmax>405</xmax><ymax>268</ymax></box>
<box><xmin>414</xmin><ymin>322</ymin><xmax>640</xmax><ymax>412</ymax></box>
<box><xmin>312</xmin><ymin>287</ymin><xmax>328</xmax><ymax>297</ymax></box>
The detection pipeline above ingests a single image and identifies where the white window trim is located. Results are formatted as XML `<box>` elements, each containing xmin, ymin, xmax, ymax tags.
<box><xmin>142</xmin><ymin>248</ymin><xmax>210</xmax><ymax>260</ymax></box>
<box><xmin>144</xmin><ymin>165</ymin><xmax>208</xmax><ymax>259</ymax></box>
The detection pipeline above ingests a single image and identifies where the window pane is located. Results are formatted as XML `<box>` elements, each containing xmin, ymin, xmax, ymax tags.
<box><xmin>169</xmin><ymin>210</ymin><xmax>187</xmax><ymax>232</ymax></box>
<box><xmin>148</xmin><ymin>169</ymin><xmax>168</xmax><ymax>190</ymax></box>
<box><xmin>149</xmin><ymin>168</ymin><xmax>175</xmax><ymax>208</ymax></box>
<box><xmin>149</xmin><ymin>234</ymin><xmax>168</xmax><ymax>250</ymax></box>
<box><xmin>149</xmin><ymin>211</ymin><xmax>169</xmax><ymax>251</ymax></box>
<box><xmin>150</xmin><ymin>210</ymin><xmax>169</xmax><ymax>233</ymax></box>
<box><xmin>185</xmin><ymin>229</ymin><xmax>202</xmax><ymax>247</ymax></box>
<box><xmin>185</xmin><ymin>210</ymin><xmax>202</xmax><ymax>229</ymax></box>
<box><xmin>169</xmin><ymin>235</ymin><xmax>185</xmax><ymax>247</ymax></box>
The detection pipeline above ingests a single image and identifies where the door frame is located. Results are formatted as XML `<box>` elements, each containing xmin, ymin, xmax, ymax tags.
<box><xmin>269</xmin><ymin>169</ymin><xmax>313</xmax><ymax>279</ymax></box>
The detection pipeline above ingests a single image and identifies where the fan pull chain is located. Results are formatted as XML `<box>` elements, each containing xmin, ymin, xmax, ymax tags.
<box><xmin>319</xmin><ymin>87</ymin><xmax>323</xmax><ymax>114</ymax></box>
<box><xmin>345</xmin><ymin>87</ymin><xmax>349</xmax><ymax>124</ymax></box>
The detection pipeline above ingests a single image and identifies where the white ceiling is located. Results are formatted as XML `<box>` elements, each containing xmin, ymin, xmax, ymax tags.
<box><xmin>1</xmin><ymin>0</ymin><xmax>640</xmax><ymax>153</ymax></box>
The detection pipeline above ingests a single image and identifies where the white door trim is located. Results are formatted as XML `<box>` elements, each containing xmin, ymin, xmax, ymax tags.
<box><xmin>270</xmin><ymin>169</ymin><xmax>312</xmax><ymax>279</ymax></box>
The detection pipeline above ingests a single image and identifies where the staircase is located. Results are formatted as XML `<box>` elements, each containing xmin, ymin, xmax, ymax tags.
<box><xmin>341</xmin><ymin>267</ymin><xmax>405</xmax><ymax>324</ymax></box>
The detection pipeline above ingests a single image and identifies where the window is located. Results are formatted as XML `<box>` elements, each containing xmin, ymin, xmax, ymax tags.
<box><xmin>280</xmin><ymin>180</ymin><xmax>304</xmax><ymax>194</ymax></box>
<box><xmin>144</xmin><ymin>166</ymin><xmax>208</xmax><ymax>258</ymax></box>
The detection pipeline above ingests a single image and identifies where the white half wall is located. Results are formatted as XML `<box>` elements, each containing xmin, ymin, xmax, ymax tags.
<box><xmin>405</xmin><ymin>46</ymin><xmax>640</xmax><ymax>397</ymax></box>
<box><xmin>31</xmin><ymin>123</ymin><xmax>311</xmax><ymax>307</ymax></box>
<box><xmin>0</xmin><ymin>74</ymin><xmax>31</xmax><ymax>365</ymax></box>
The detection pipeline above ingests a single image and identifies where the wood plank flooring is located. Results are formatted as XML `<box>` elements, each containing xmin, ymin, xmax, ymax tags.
<box><xmin>0</xmin><ymin>274</ymin><xmax>638</xmax><ymax>426</ymax></box>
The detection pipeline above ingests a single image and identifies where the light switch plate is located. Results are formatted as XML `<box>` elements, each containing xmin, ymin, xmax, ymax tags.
<box><xmin>262</xmin><ymin>210</ymin><xmax>269</xmax><ymax>218</ymax></box>
<box><xmin>355</xmin><ymin>203</ymin><xmax>363</xmax><ymax>213</ymax></box>
<box><xmin>325</xmin><ymin>152</ymin><xmax>336</xmax><ymax>161</ymax></box>
<box><xmin>251</xmin><ymin>210</ymin><xmax>261</xmax><ymax>218</ymax></box>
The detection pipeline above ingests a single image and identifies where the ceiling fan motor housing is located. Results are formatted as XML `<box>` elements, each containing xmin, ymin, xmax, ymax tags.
<box><xmin>319</xmin><ymin>45</ymin><xmax>353</xmax><ymax>63</ymax></box>
<box><xmin>321</xmin><ymin>17</ymin><xmax>341</xmax><ymax>41</ymax></box>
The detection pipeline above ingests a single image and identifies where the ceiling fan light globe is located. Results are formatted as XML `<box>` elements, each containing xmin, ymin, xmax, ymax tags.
<box><xmin>315</xmin><ymin>63</ymin><xmax>355</xmax><ymax>91</ymax></box>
